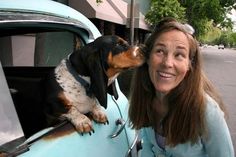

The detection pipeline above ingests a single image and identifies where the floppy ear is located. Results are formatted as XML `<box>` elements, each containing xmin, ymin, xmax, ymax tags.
<box><xmin>107</xmin><ymin>82</ymin><xmax>118</xmax><ymax>100</ymax></box>
<box><xmin>88</xmin><ymin>53</ymin><xmax>108</xmax><ymax>109</ymax></box>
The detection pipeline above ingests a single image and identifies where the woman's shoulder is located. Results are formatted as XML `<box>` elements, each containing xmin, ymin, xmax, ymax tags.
<box><xmin>205</xmin><ymin>95</ymin><xmax>222</xmax><ymax>111</ymax></box>
<box><xmin>204</xmin><ymin>94</ymin><xmax>225</xmax><ymax>121</ymax></box>
<box><xmin>203</xmin><ymin>95</ymin><xmax>234</xmax><ymax>157</ymax></box>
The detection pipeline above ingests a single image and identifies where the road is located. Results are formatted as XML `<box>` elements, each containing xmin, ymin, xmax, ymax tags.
<box><xmin>202</xmin><ymin>46</ymin><xmax>236</xmax><ymax>153</ymax></box>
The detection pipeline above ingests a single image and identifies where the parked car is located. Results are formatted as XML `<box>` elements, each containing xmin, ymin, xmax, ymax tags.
<box><xmin>218</xmin><ymin>44</ymin><xmax>225</xmax><ymax>49</ymax></box>
<box><xmin>0</xmin><ymin>0</ymin><xmax>139</xmax><ymax>157</ymax></box>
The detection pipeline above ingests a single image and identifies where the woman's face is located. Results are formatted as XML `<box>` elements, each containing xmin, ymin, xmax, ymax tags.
<box><xmin>148</xmin><ymin>30</ymin><xmax>190</xmax><ymax>94</ymax></box>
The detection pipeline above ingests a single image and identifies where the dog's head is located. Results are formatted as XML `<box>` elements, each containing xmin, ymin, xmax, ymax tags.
<box><xmin>71</xmin><ymin>35</ymin><xmax>145</xmax><ymax>108</ymax></box>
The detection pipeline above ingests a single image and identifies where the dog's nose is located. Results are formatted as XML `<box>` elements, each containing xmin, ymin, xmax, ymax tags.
<box><xmin>132</xmin><ymin>46</ymin><xmax>144</xmax><ymax>58</ymax></box>
<box><xmin>132</xmin><ymin>47</ymin><xmax>139</xmax><ymax>57</ymax></box>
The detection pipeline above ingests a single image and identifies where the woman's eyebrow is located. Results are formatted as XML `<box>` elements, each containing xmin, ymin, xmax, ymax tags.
<box><xmin>155</xmin><ymin>43</ymin><xmax>187</xmax><ymax>50</ymax></box>
<box><xmin>154</xmin><ymin>42</ymin><xmax>165</xmax><ymax>47</ymax></box>
<box><xmin>176</xmin><ymin>45</ymin><xmax>188</xmax><ymax>51</ymax></box>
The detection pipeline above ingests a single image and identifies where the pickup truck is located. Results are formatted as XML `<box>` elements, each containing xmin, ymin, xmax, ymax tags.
<box><xmin>0</xmin><ymin>0</ymin><xmax>139</xmax><ymax>157</ymax></box>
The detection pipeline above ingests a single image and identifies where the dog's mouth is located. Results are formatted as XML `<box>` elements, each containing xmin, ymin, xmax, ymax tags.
<box><xmin>108</xmin><ymin>73</ymin><xmax>120</xmax><ymax>86</ymax></box>
<box><xmin>129</xmin><ymin>46</ymin><xmax>145</xmax><ymax>65</ymax></box>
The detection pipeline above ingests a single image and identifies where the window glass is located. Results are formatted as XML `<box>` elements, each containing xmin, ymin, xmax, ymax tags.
<box><xmin>0</xmin><ymin>62</ymin><xmax>24</xmax><ymax>147</ymax></box>
<box><xmin>0</xmin><ymin>31</ymin><xmax>85</xmax><ymax>67</ymax></box>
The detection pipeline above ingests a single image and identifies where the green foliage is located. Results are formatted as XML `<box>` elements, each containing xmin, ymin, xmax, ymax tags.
<box><xmin>96</xmin><ymin>0</ymin><xmax>102</xmax><ymax>3</ymax></box>
<box><xmin>145</xmin><ymin>0</ymin><xmax>235</xmax><ymax>39</ymax></box>
<box><xmin>145</xmin><ymin>0</ymin><xmax>186</xmax><ymax>26</ymax></box>
<box><xmin>181</xmin><ymin>0</ymin><xmax>235</xmax><ymax>37</ymax></box>
<box><xmin>198</xmin><ymin>20</ymin><xmax>221</xmax><ymax>43</ymax></box>
<box><xmin>212</xmin><ymin>30</ymin><xmax>236</xmax><ymax>47</ymax></box>
<box><xmin>229</xmin><ymin>33</ymin><xmax>236</xmax><ymax>47</ymax></box>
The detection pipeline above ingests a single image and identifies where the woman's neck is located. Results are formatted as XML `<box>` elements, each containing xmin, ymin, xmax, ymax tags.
<box><xmin>152</xmin><ymin>96</ymin><xmax>167</xmax><ymax>117</ymax></box>
<box><xmin>153</xmin><ymin>92</ymin><xmax>168</xmax><ymax>133</ymax></box>
<box><xmin>155</xmin><ymin>91</ymin><xmax>165</xmax><ymax>101</ymax></box>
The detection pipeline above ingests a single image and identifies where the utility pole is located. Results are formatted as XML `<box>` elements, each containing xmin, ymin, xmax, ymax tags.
<box><xmin>130</xmin><ymin>0</ymin><xmax>135</xmax><ymax>45</ymax></box>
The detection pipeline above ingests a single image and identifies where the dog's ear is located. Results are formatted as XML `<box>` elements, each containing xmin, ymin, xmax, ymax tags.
<box><xmin>88</xmin><ymin>53</ymin><xmax>108</xmax><ymax>109</ymax></box>
<box><xmin>107</xmin><ymin>82</ymin><xmax>118</xmax><ymax>100</ymax></box>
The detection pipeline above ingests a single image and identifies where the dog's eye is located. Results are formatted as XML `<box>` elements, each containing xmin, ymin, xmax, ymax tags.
<box><xmin>123</xmin><ymin>44</ymin><xmax>129</xmax><ymax>50</ymax></box>
<box><xmin>118</xmin><ymin>42</ymin><xmax>129</xmax><ymax>49</ymax></box>
<box><xmin>115</xmin><ymin>41</ymin><xmax>130</xmax><ymax>52</ymax></box>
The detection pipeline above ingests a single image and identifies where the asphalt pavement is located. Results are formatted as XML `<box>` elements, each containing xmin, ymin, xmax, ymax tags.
<box><xmin>202</xmin><ymin>46</ymin><xmax>236</xmax><ymax>154</ymax></box>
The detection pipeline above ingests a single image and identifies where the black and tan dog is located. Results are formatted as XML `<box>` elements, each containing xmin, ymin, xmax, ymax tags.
<box><xmin>44</xmin><ymin>35</ymin><xmax>144</xmax><ymax>134</ymax></box>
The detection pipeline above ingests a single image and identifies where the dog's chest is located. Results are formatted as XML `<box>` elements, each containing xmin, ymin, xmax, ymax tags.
<box><xmin>54</xmin><ymin>59</ymin><xmax>96</xmax><ymax>112</ymax></box>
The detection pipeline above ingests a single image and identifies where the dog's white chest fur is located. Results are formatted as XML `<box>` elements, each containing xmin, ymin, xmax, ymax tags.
<box><xmin>54</xmin><ymin>59</ymin><xmax>97</xmax><ymax>113</ymax></box>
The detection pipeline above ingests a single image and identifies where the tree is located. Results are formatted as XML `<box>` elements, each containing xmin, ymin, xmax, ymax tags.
<box><xmin>198</xmin><ymin>20</ymin><xmax>221</xmax><ymax>44</ymax></box>
<box><xmin>145</xmin><ymin>0</ymin><xmax>235</xmax><ymax>38</ymax></box>
<box><xmin>145</xmin><ymin>0</ymin><xmax>186</xmax><ymax>27</ymax></box>
<box><xmin>214</xmin><ymin>30</ymin><xmax>236</xmax><ymax>47</ymax></box>
<box><xmin>229</xmin><ymin>32</ymin><xmax>236</xmax><ymax>47</ymax></box>
<box><xmin>179</xmin><ymin>0</ymin><xmax>235</xmax><ymax>37</ymax></box>
<box><xmin>96</xmin><ymin>0</ymin><xmax>102</xmax><ymax>3</ymax></box>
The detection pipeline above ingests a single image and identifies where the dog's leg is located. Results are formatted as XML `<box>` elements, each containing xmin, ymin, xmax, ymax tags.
<box><xmin>63</xmin><ymin>106</ymin><xmax>94</xmax><ymax>134</ymax></box>
<box><xmin>90</xmin><ymin>105</ymin><xmax>108</xmax><ymax>124</ymax></box>
<box><xmin>58</xmin><ymin>92</ymin><xmax>94</xmax><ymax>134</ymax></box>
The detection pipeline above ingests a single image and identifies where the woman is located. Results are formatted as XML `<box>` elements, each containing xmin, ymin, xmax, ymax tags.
<box><xmin>128</xmin><ymin>18</ymin><xmax>234</xmax><ymax>157</ymax></box>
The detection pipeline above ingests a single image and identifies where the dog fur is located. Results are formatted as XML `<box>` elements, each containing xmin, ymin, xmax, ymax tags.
<box><xmin>44</xmin><ymin>35</ymin><xmax>144</xmax><ymax>134</ymax></box>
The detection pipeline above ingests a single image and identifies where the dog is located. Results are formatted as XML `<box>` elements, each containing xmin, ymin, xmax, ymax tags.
<box><xmin>44</xmin><ymin>35</ymin><xmax>144</xmax><ymax>134</ymax></box>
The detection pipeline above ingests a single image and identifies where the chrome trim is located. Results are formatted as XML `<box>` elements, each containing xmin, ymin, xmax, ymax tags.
<box><xmin>125</xmin><ymin>132</ymin><xmax>139</xmax><ymax>157</ymax></box>
<box><xmin>109</xmin><ymin>118</ymin><xmax>126</xmax><ymax>138</ymax></box>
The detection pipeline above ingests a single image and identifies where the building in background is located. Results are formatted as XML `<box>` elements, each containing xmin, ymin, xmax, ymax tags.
<box><xmin>56</xmin><ymin>0</ymin><xmax>151</xmax><ymax>44</ymax></box>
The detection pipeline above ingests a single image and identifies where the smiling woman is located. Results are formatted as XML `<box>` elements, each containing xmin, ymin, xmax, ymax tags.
<box><xmin>128</xmin><ymin>17</ymin><xmax>235</xmax><ymax>157</ymax></box>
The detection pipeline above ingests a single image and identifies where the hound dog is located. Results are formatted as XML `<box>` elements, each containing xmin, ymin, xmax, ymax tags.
<box><xmin>44</xmin><ymin>35</ymin><xmax>144</xmax><ymax>134</ymax></box>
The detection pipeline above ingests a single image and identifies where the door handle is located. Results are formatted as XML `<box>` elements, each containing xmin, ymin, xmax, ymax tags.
<box><xmin>109</xmin><ymin>118</ymin><xmax>126</xmax><ymax>138</ymax></box>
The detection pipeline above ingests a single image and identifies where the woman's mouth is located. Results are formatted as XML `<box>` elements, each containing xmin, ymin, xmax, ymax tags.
<box><xmin>158</xmin><ymin>71</ymin><xmax>174</xmax><ymax>79</ymax></box>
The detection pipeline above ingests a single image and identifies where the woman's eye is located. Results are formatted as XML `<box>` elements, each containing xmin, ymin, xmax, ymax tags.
<box><xmin>175</xmin><ymin>52</ymin><xmax>186</xmax><ymax>60</ymax></box>
<box><xmin>155</xmin><ymin>48</ymin><xmax>163</xmax><ymax>54</ymax></box>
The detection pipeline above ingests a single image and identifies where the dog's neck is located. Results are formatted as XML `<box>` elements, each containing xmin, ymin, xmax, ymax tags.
<box><xmin>65</xmin><ymin>56</ymin><xmax>92</xmax><ymax>96</ymax></box>
<box><xmin>68</xmin><ymin>52</ymin><xmax>90</xmax><ymax>76</ymax></box>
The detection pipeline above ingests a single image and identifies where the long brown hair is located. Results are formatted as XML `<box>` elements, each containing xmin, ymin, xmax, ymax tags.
<box><xmin>128</xmin><ymin>18</ymin><xmax>226</xmax><ymax>146</ymax></box>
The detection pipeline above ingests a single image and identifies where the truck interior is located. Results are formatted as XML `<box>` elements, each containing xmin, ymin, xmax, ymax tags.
<box><xmin>0</xmin><ymin>29</ymin><xmax>81</xmax><ymax>138</ymax></box>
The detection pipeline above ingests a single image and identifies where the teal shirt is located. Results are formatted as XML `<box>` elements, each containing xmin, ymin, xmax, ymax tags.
<box><xmin>139</xmin><ymin>95</ymin><xmax>235</xmax><ymax>157</ymax></box>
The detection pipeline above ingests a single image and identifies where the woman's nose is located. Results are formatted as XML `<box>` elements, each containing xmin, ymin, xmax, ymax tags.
<box><xmin>162</xmin><ymin>55</ymin><xmax>173</xmax><ymax>67</ymax></box>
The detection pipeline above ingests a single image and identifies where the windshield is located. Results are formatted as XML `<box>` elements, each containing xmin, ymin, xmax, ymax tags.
<box><xmin>0</xmin><ymin>61</ymin><xmax>24</xmax><ymax>147</ymax></box>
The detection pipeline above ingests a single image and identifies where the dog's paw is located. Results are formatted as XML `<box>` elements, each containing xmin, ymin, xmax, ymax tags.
<box><xmin>90</xmin><ymin>106</ymin><xmax>108</xmax><ymax>124</ymax></box>
<box><xmin>74</xmin><ymin>114</ymin><xmax>94</xmax><ymax>134</ymax></box>
<box><xmin>64</xmin><ymin>112</ymin><xmax>94</xmax><ymax>135</ymax></box>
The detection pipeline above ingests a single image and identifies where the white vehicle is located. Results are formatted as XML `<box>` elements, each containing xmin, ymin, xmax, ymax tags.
<box><xmin>218</xmin><ymin>44</ymin><xmax>225</xmax><ymax>49</ymax></box>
